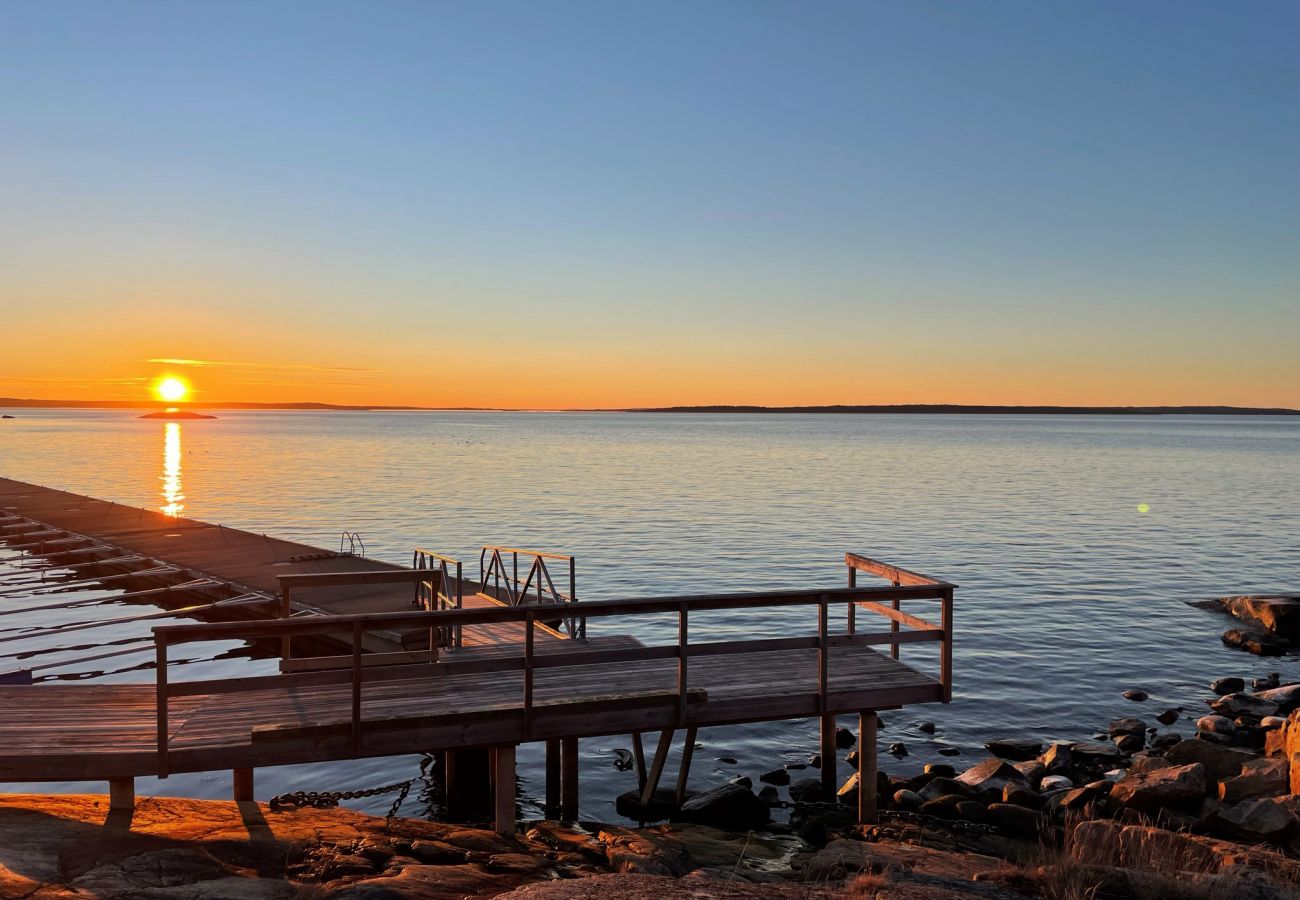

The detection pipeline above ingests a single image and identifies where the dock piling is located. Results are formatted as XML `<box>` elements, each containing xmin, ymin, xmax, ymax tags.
<box><xmin>493</xmin><ymin>745</ymin><xmax>517</xmax><ymax>835</ymax></box>
<box><xmin>233</xmin><ymin>767</ymin><xmax>254</xmax><ymax>802</ymax></box>
<box><xmin>109</xmin><ymin>777</ymin><xmax>134</xmax><ymax>811</ymax></box>
<box><xmin>858</xmin><ymin>711</ymin><xmax>878</xmax><ymax>823</ymax></box>
<box><xmin>819</xmin><ymin>713</ymin><xmax>837</xmax><ymax>798</ymax></box>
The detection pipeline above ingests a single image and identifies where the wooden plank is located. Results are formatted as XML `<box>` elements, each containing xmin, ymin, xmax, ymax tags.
<box><xmin>493</xmin><ymin>744</ymin><xmax>516</xmax><ymax>835</ymax></box>
<box><xmin>858</xmin><ymin>711</ymin><xmax>878</xmax><ymax>823</ymax></box>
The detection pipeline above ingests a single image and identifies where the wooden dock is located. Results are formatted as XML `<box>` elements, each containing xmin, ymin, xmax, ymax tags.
<box><xmin>0</xmin><ymin>476</ymin><xmax>954</xmax><ymax>833</ymax></box>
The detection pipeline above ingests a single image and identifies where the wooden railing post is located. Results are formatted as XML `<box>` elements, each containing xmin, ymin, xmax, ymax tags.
<box><xmin>350</xmin><ymin>620</ymin><xmax>362</xmax><ymax>757</ymax></box>
<box><xmin>676</xmin><ymin>602</ymin><xmax>689</xmax><ymax>724</ymax></box>
<box><xmin>156</xmin><ymin>637</ymin><xmax>169</xmax><ymax>778</ymax></box>
<box><xmin>940</xmin><ymin>586</ymin><xmax>953</xmax><ymax>702</ymax></box>
<box><xmin>280</xmin><ymin>585</ymin><xmax>292</xmax><ymax>661</ymax></box>
<box><xmin>523</xmin><ymin>611</ymin><xmax>535</xmax><ymax>737</ymax></box>
<box><xmin>890</xmin><ymin>581</ymin><xmax>901</xmax><ymax>660</ymax></box>
<box><xmin>846</xmin><ymin>566</ymin><xmax>856</xmax><ymax>634</ymax></box>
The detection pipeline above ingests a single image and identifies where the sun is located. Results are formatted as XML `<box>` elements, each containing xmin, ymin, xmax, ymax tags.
<box><xmin>155</xmin><ymin>377</ymin><xmax>189</xmax><ymax>403</ymax></box>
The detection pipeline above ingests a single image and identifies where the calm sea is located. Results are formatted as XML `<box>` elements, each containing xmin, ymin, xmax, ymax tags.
<box><xmin>1</xmin><ymin>410</ymin><xmax>1298</xmax><ymax>821</ymax></box>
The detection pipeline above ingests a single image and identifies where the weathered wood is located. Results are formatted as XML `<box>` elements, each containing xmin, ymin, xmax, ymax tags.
<box><xmin>844</xmin><ymin>553</ymin><xmax>952</xmax><ymax>588</ymax></box>
<box><xmin>631</xmin><ymin>732</ymin><xmax>647</xmax><ymax>791</ymax></box>
<box><xmin>858</xmin><ymin>711</ymin><xmax>878</xmax><ymax>823</ymax></box>
<box><xmin>561</xmin><ymin>737</ymin><xmax>579</xmax><ymax>820</ymax></box>
<box><xmin>674</xmin><ymin>725</ymin><xmax>697</xmax><ymax>808</ymax></box>
<box><xmin>638</xmin><ymin>728</ymin><xmax>674</xmax><ymax>823</ymax></box>
<box><xmin>545</xmin><ymin>738</ymin><xmax>561</xmax><ymax>816</ymax></box>
<box><xmin>233</xmin><ymin>767</ymin><xmax>254</xmax><ymax>802</ymax></box>
<box><xmin>820</xmin><ymin>713</ymin><xmax>836</xmax><ymax>797</ymax></box>
<box><xmin>493</xmin><ymin>744</ymin><xmax>516</xmax><ymax>835</ymax></box>
<box><xmin>109</xmin><ymin>777</ymin><xmax>134</xmax><ymax>810</ymax></box>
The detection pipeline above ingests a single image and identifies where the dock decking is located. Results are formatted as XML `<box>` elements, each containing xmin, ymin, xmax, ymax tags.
<box><xmin>0</xmin><ymin>476</ymin><xmax>954</xmax><ymax>833</ymax></box>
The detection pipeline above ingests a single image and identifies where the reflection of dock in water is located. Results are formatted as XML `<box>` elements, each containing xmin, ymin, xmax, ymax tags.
<box><xmin>0</xmin><ymin>474</ymin><xmax>954</xmax><ymax>834</ymax></box>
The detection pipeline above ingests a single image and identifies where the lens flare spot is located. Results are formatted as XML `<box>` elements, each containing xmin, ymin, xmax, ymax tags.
<box><xmin>1136</xmin><ymin>502</ymin><xmax>1150</xmax><ymax>515</ymax></box>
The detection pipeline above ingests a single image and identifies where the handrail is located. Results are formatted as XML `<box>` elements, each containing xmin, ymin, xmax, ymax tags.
<box><xmin>478</xmin><ymin>545</ymin><xmax>582</xmax><ymax>639</ymax></box>
<box><xmin>152</xmin><ymin>575</ymin><xmax>952</xmax><ymax>776</ymax></box>
<box><xmin>338</xmin><ymin>531</ymin><xmax>366</xmax><ymax>557</ymax></box>
<box><xmin>413</xmin><ymin>548</ymin><xmax>464</xmax><ymax>648</ymax></box>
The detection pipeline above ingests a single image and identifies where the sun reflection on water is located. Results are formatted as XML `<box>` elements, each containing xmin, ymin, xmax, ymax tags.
<box><xmin>160</xmin><ymin>422</ymin><xmax>185</xmax><ymax>517</ymax></box>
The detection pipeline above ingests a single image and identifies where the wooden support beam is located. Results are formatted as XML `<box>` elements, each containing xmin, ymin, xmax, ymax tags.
<box><xmin>560</xmin><ymin>737</ymin><xmax>579</xmax><ymax>821</ymax></box>
<box><xmin>820</xmin><ymin>713</ymin><xmax>837</xmax><ymax>798</ymax></box>
<box><xmin>109</xmin><ymin>777</ymin><xmax>134</xmax><ymax>811</ymax></box>
<box><xmin>858</xmin><ymin>711</ymin><xmax>878</xmax><ymax>824</ymax></box>
<box><xmin>545</xmin><ymin>738</ymin><xmax>561</xmax><ymax>818</ymax></box>
<box><xmin>493</xmin><ymin>744</ymin><xmax>517</xmax><ymax>835</ymax></box>
<box><xmin>638</xmin><ymin>728</ymin><xmax>674</xmax><ymax>824</ymax></box>
<box><xmin>674</xmin><ymin>726</ymin><xmax>698</xmax><ymax>808</ymax></box>
<box><xmin>631</xmin><ymin>732</ymin><xmax>647</xmax><ymax>792</ymax></box>
<box><xmin>232</xmin><ymin>767</ymin><xmax>254</xmax><ymax>802</ymax></box>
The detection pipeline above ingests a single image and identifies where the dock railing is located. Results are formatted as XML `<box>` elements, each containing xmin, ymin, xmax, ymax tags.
<box><xmin>152</xmin><ymin>558</ymin><xmax>953</xmax><ymax>776</ymax></box>
<box><xmin>412</xmin><ymin>549</ymin><xmax>464</xmax><ymax>648</ymax></box>
<box><xmin>479</xmin><ymin>545</ymin><xmax>583</xmax><ymax>640</ymax></box>
<box><xmin>844</xmin><ymin>552</ymin><xmax>953</xmax><ymax>701</ymax></box>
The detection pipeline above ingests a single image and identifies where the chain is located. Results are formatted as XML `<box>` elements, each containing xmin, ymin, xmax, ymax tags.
<box><xmin>269</xmin><ymin>777</ymin><xmax>416</xmax><ymax>821</ymax></box>
<box><xmin>875</xmin><ymin>809</ymin><xmax>1000</xmax><ymax>834</ymax></box>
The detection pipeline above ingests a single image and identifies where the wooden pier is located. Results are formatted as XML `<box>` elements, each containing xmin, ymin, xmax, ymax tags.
<box><xmin>0</xmin><ymin>477</ymin><xmax>954</xmax><ymax>833</ymax></box>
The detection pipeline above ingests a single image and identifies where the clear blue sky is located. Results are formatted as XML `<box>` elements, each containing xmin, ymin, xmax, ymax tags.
<box><xmin>2</xmin><ymin>1</ymin><xmax>1297</xmax><ymax>407</ymax></box>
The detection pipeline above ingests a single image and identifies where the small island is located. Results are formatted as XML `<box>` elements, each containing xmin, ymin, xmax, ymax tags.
<box><xmin>138</xmin><ymin>410</ymin><xmax>217</xmax><ymax>420</ymax></box>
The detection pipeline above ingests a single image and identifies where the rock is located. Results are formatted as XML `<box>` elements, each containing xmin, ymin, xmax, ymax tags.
<box><xmin>1123</xmin><ymin>689</ymin><xmax>1149</xmax><ymax>702</ymax></box>
<box><xmin>1219</xmin><ymin>757</ymin><xmax>1289</xmax><ymax>803</ymax></box>
<box><xmin>893</xmin><ymin>789</ymin><xmax>922</xmax><ymax>810</ymax></box>
<box><xmin>844</xmin><ymin>751</ymin><xmax>857</xmax><ymax>767</ymax></box>
<box><xmin>835</xmin><ymin>727</ymin><xmax>855</xmax><ymax>749</ymax></box>
<box><xmin>756</xmin><ymin>785</ymin><xmax>779</xmax><ymax>805</ymax></box>
<box><xmin>1039</xmin><ymin>743</ymin><xmax>1072</xmax><ymax>774</ymax></box>
<box><xmin>1197</xmin><ymin>714</ymin><xmax>1237</xmax><ymax>737</ymax></box>
<box><xmin>674</xmin><ymin>783</ymin><xmax>770</xmax><ymax>831</ymax></box>
<box><xmin>888</xmin><ymin>742</ymin><xmax>908</xmax><ymax>757</ymax></box>
<box><xmin>758</xmin><ymin>768</ymin><xmax>790</xmax><ymax>786</ymax></box>
<box><xmin>1256</xmin><ymin>683</ymin><xmax>1300</xmax><ymax>714</ymax></box>
<box><xmin>1165</xmin><ymin>738</ymin><xmax>1253</xmax><ymax>781</ymax></box>
<box><xmin>616</xmin><ymin>788</ymin><xmax>679</xmax><ymax>821</ymax></box>
<box><xmin>1127</xmin><ymin>755</ymin><xmax>1172</xmax><ymax>777</ymax></box>
<box><xmin>984</xmin><ymin>738</ymin><xmax>1041</xmax><ymax>762</ymax></box>
<box><xmin>1055</xmin><ymin>785</ymin><xmax>1106</xmax><ymax>813</ymax></box>
<box><xmin>1223</xmin><ymin>628</ymin><xmax>1288</xmax><ymax>656</ymax></box>
<box><xmin>954</xmin><ymin>759</ymin><xmax>1027</xmax><ymax>801</ymax></box>
<box><xmin>808</xmin><ymin>754</ymin><xmax>821</xmax><ymax>768</ymax></box>
<box><xmin>786</xmin><ymin>778</ymin><xmax>826</xmax><ymax>804</ymax></box>
<box><xmin>1211</xmin><ymin>676</ymin><xmax>1246</xmax><ymax>695</ymax></box>
<box><xmin>783</xmin><ymin>762</ymin><xmax>807</xmax><ymax>771</ymax></box>
<box><xmin>716</xmin><ymin>756</ymin><xmax>738</xmax><ymax>764</ymax></box>
<box><xmin>918</xmin><ymin>777</ymin><xmax>970</xmax><ymax>801</ymax></box>
<box><xmin>836</xmin><ymin>773</ymin><xmax>859</xmax><ymax>805</ymax></box>
<box><xmin>1002</xmin><ymin>784</ymin><xmax>1044</xmax><ymax>809</ymax></box>
<box><xmin>918</xmin><ymin>722</ymin><xmax>936</xmax><ymax>734</ymax></box>
<box><xmin>1219</xmin><ymin>594</ymin><xmax>1300</xmax><ymax>641</ymax></box>
<box><xmin>985</xmin><ymin>802</ymin><xmax>1043</xmax><ymax>838</ymax></box>
<box><xmin>1156</xmin><ymin>708</ymin><xmax>1180</xmax><ymax>726</ymax></box>
<box><xmin>729</xmin><ymin>776</ymin><xmax>753</xmax><ymax>789</ymax></box>
<box><xmin>1210</xmin><ymin>692</ymin><xmax>1280</xmax><ymax>719</ymax></box>
<box><xmin>1039</xmin><ymin>775</ymin><xmax>1073</xmax><ymax>792</ymax></box>
<box><xmin>936</xmin><ymin>746</ymin><xmax>961</xmax><ymax>756</ymax></box>
<box><xmin>924</xmin><ymin>763</ymin><xmax>956</xmax><ymax>778</ymax></box>
<box><xmin>1012</xmin><ymin>759</ymin><xmax>1046</xmax><ymax>788</ymax></box>
<box><xmin>1150</xmin><ymin>731</ymin><xmax>1181</xmax><ymax>750</ymax></box>
<box><xmin>1216</xmin><ymin>795</ymin><xmax>1300</xmax><ymax>843</ymax></box>
<box><xmin>1110</xmin><ymin>762</ymin><xmax>1207</xmax><ymax>813</ymax></box>
<box><xmin>1113</xmin><ymin>733</ymin><xmax>1144</xmax><ymax>753</ymax></box>
<box><xmin>1109</xmin><ymin>717</ymin><xmax>1146</xmax><ymax>738</ymax></box>
<box><xmin>1262</xmin><ymin>716</ymin><xmax>1288</xmax><ymax>731</ymax></box>
<box><xmin>1254</xmin><ymin>673</ymin><xmax>1282</xmax><ymax>691</ymax></box>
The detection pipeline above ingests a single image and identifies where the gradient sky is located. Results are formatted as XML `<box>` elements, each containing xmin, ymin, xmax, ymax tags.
<box><xmin>2</xmin><ymin>1</ymin><xmax>1297</xmax><ymax>408</ymax></box>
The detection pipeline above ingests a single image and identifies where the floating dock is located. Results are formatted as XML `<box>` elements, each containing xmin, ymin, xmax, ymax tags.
<box><xmin>0</xmin><ymin>476</ymin><xmax>954</xmax><ymax>833</ymax></box>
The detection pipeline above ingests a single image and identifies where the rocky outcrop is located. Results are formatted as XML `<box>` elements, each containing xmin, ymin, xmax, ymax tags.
<box><xmin>1110</xmin><ymin>762</ymin><xmax>1206</xmax><ymax>813</ymax></box>
<box><xmin>1220</xmin><ymin>595</ymin><xmax>1300</xmax><ymax>641</ymax></box>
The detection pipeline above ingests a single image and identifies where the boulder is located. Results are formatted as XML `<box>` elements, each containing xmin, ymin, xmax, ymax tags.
<box><xmin>786</xmin><ymin>778</ymin><xmax>826</xmax><ymax>804</ymax></box>
<box><xmin>1210</xmin><ymin>692</ymin><xmax>1280</xmax><ymax>719</ymax></box>
<box><xmin>674</xmin><ymin>783</ymin><xmax>770</xmax><ymax>831</ymax></box>
<box><xmin>1197</xmin><ymin>714</ymin><xmax>1237</xmax><ymax>738</ymax></box>
<box><xmin>1113</xmin><ymin>733</ymin><xmax>1144</xmax><ymax>753</ymax></box>
<box><xmin>985</xmin><ymin>802</ymin><xmax>1043</xmax><ymax>838</ymax></box>
<box><xmin>835</xmin><ymin>727</ymin><xmax>855</xmax><ymax>749</ymax></box>
<box><xmin>954</xmin><ymin>759</ymin><xmax>1027</xmax><ymax>801</ymax></box>
<box><xmin>887</xmin><ymin>742</ymin><xmax>907</xmax><ymax>757</ymax></box>
<box><xmin>923</xmin><ymin>763</ymin><xmax>956</xmax><ymax>779</ymax></box>
<box><xmin>756</xmin><ymin>785</ymin><xmax>779</xmax><ymax>805</ymax></box>
<box><xmin>1156</xmin><ymin>708</ymin><xmax>1180</xmax><ymax>726</ymax></box>
<box><xmin>1223</xmin><ymin>629</ymin><xmax>1288</xmax><ymax>657</ymax></box>
<box><xmin>1256</xmin><ymin>683</ymin><xmax>1300</xmax><ymax>714</ymax></box>
<box><xmin>917</xmin><ymin>721</ymin><xmax>936</xmax><ymax>734</ymax></box>
<box><xmin>1069</xmin><ymin>741</ymin><xmax>1124</xmax><ymax>764</ymax></box>
<box><xmin>1218</xmin><ymin>757</ymin><xmax>1289</xmax><ymax>803</ymax></box>
<box><xmin>1216</xmin><ymin>795</ymin><xmax>1300</xmax><ymax>843</ymax></box>
<box><xmin>1108</xmin><ymin>718</ymin><xmax>1146</xmax><ymax>738</ymax></box>
<box><xmin>917</xmin><ymin>776</ymin><xmax>970</xmax><ymax>802</ymax></box>
<box><xmin>1210</xmin><ymin>676</ymin><xmax>1246</xmax><ymax>695</ymax></box>
<box><xmin>1002</xmin><ymin>784</ymin><xmax>1045</xmax><ymax>809</ymax></box>
<box><xmin>1219</xmin><ymin>594</ymin><xmax>1300</xmax><ymax>641</ymax></box>
<box><xmin>1127</xmin><ymin>755</ymin><xmax>1172</xmax><ymax>777</ymax></box>
<box><xmin>893</xmin><ymin>789</ymin><xmax>922</xmax><ymax>810</ymax></box>
<box><xmin>984</xmin><ymin>739</ymin><xmax>1041</xmax><ymax>762</ymax></box>
<box><xmin>758</xmin><ymin>768</ymin><xmax>790</xmax><ymax>786</ymax></box>
<box><xmin>1110</xmin><ymin>762</ymin><xmax>1207</xmax><ymax>813</ymax></box>
<box><xmin>1165</xmin><ymin>738</ymin><xmax>1253</xmax><ymax>780</ymax></box>
<box><xmin>1123</xmin><ymin>689</ymin><xmax>1149</xmax><ymax>702</ymax></box>
<box><xmin>616</xmin><ymin>788</ymin><xmax>679</xmax><ymax>821</ymax></box>
<box><xmin>935</xmin><ymin>746</ymin><xmax>961</xmax><ymax>757</ymax></box>
<box><xmin>1039</xmin><ymin>743</ymin><xmax>1072</xmax><ymax>775</ymax></box>
<box><xmin>1039</xmin><ymin>775</ymin><xmax>1073</xmax><ymax>793</ymax></box>
<box><xmin>1012</xmin><ymin>760</ymin><xmax>1046</xmax><ymax>788</ymax></box>
<box><xmin>835</xmin><ymin>773</ymin><xmax>859</xmax><ymax>805</ymax></box>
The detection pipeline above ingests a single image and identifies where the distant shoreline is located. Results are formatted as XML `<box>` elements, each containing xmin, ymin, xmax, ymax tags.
<box><xmin>1</xmin><ymin>398</ymin><xmax>1297</xmax><ymax>416</ymax></box>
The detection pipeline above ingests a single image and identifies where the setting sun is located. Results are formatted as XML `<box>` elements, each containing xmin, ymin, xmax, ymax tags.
<box><xmin>154</xmin><ymin>377</ymin><xmax>189</xmax><ymax>403</ymax></box>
